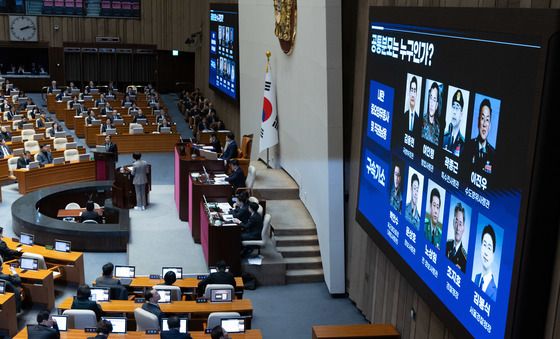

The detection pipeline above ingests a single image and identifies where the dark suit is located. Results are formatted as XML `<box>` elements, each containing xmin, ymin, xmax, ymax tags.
<box><xmin>240</xmin><ymin>212</ymin><xmax>263</xmax><ymax>241</ymax></box>
<box><xmin>442</xmin><ymin>129</ymin><xmax>465</xmax><ymax>157</ymax></box>
<box><xmin>142</xmin><ymin>302</ymin><xmax>165</xmax><ymax>324</ymax></box>
<box><xmin>37</xmin><ymin>151</ymin><xmax>53</xmax><ymax>165</ymax></box>
<box><xmin>94</xmin><ymin>276</ymin><xmax>121</xmax><ymax>286</ymax></box>
<box><xmin>403</xmin><ymin>110</ymin><xmax>421</xmax><ymax>140</ymax></box>
<box><xmin>0</xmin><ymin>144</ymin><xmax>12</xmax><ymax>158</ymax></box>
<box><xmin>226</xmin><ymin>167</ymin><xmax>245</xmax><ymax>189</ymax></box>
<box><xmin>81</xmin><ymin>210</ymin><xmax>101</xmax><ymax>223</ymax></box>
<box><xmin>71</xmin><ymin>297</ymin><xmax>103</xmax><ymax>319</ymax></box>
<box><xmin>446</xmin><ymin>240</ymin><xmax>467</xmax><ymax>273</ymax></box>
<box><xmin>160</xmin><ymin>329</ymin><xmax>192</xmax><ymax>339</ymax></box>
<box><xmin>100</xmin><ymin>124</ymin><xmax>113</xmax><ymax>133</ymax></box>
<box><xmin>222</xmin><ymin>140</ymin><xmax>238</xmax><ymax>161</ymax></box>
<box><xmin>232</xmin><ymin>204</ymin><xmax>250</xmax><ymax>224</ymax></box>
<box><xmin>0</xmin><ymin>272</ymin><xmax>22</xmax><ymax>311</ymax></box>
<box><xmin>197</xmin><ymin>271</ymin><xmax>237</xmax><ymax>296</ymax></box>
<box><xmin>27</xmin><ymin>323</ymin><xmax>60</xmax><ymax>339</ymax></box>
<box><xmin>463</xmin><ymin>138</ymin><xmax>495</xmax><ymax>174</ymax></box>
<box><xmin>0</xmin><ymin>239</ymin><xmax>20</xmax><ymax>261</ymax></box>
<box><xmin>17</xmin><ymin>156</ymin><xmax>30</xmax><ymax>169</ymax></box>
<box><xmin>106</xmin><ymin>142</ymin><xmax>118</xmax><ymax>162</ymax></box>
<box><xmin>0</xmin><ymin>131</ymin><xmax>12</xmax><ymax>141</ymax></box>
<box><xmin>211</xmin><ymin>139</ymin><xmax>222</xmax><ymax>153</ymax></box>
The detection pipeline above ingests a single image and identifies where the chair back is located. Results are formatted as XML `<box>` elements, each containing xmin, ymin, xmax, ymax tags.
<box><xmin>241</xmin><ymin>134</ymin><xmax>253</xmax><ymax>159</ymax></box>
<box><xmin>64</xmin><ymin>149</ymin><xmax>80</xmax><ymax>162</ymax></box>
<box><xmin>8</xmin><ymin>157</ymin><xmax>19</xmax><ymax>172</ymax></box>
<box><xmin>21</xmin><ymin>129</ymin><xmax>35</xmax><ymax>141</ymax></box>
<box><xmin>53</xmin><ymin>137</ymin><xmax>67</xmax><ymax>150</ymax></box>
<box><xmin>204</xmin><ymin>284</ymin><xmax>235</xmax><ymax>299</ymax></box>
<box><xmin>248</xmin><ymin>196</ymin><xmax>259</xmax><ymax>204</ymax></box>
<box><xmin>257</xmin><ymin>204</ymin><xmax>264</xmax><ymax>217</ymax></box>
<box><xmin>83</xmin><ymin>219</ymin><xmax>98</xmax><ymax>224</ymax></box>
<box><xmin>261</xmin><ymin>214</ymin><xmax>272</xmax><ymax>244</ymax></box>
<box><xmin>24</xmin><ymin>140</ymin><xmax>40</xmax><ymax>154</ymax></box>
<box><xmin>62</xmin><ymin>309</ymin><xmax>97</xmax><ymax>329</ymax></box>
<box><xmin>65</xmin><ymin>202</ymin><xmax>81</xmax><ymax>210</ymax></box>
<box><xmin>129</xmin><ymin>123</ymin><xmax>143</xmax><ymax>134</ymax></box>
<box><xmin>245</xmin><ymin>165</ymin><xmax>256</xmax><ymax>189</ymax></box>
<box><xmin>154</xmin><ymin>285</ymin><xmax>182</xmax><ymax>301</ymax></box>
<box><xmin>109</xmin><ymin>285</ymin><xmax>128</xmax><ymax>300</ymax></box>
<box><xmin>21</xmin><ymin>252</ymin><xmax>47</xmax><ymax>269</ymax></box>
<box><xmin>45</xmin><ymin>127</ymin><xmax>53</xmax><ymax>138</ymax></box>
<box><xmin>134</xmin><ymin>307</ymin><xmax>160</xmax><ymax>331</ymax></box>
<box><xmin>206</xmin><ymin>312</ymin><xmax>241</xmax><ymax>330</ymax></box>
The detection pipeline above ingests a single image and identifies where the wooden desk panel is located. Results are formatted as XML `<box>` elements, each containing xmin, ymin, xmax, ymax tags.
<box><xmin>312</xmin><ymin>324</ymin><xmax>400</xmax><ymax>339</ymax></box>
<box><xmin>2</xmin><ymin>264</ymin><xmax>55</xmax><ymax>309</ymax></box>
<box><xmin>0</xmin><ymin>157</ymin><xmax>9</xmax><ymax>182</ymax></box>
<box><xmin>0</xmin><ymin>293</ymin><xmax>17</xmax><ymax>337</ymax></box>
<box><xmin>85</xmin><ymin>124</ymin><xmax>174</xmax><ymax>147</ymax></box>
<box><xmin>73</xmin><ymin>116</ymin><xmax>86</xmax><ymax>137</ymax></box>
<box><xmin>95</xmin><ymin>133</ymin><xmax>180</xmax><ymax>153</ymax></box>
<box><xmin>14</xmin><ymin>329</ymin><xmax>263</xmax><ymax>338</ymax></box>
<box><xmin>14</xmin><ymin>160</ymin><xmax>96</xmax><ymax>194</ymax></box>
<box><xmin>128</xmin><ymin>276</ymin><xmax>244</xmax><ymax>290</ymax></box>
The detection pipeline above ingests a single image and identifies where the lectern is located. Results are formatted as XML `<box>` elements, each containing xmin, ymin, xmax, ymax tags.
<box><xmin>112</xmin><ymin>165</ymin><xmax>151</xmax><ymax>209</ymax></box>
<box><xmin>94</xmin><ymin>150</ymin><xmax>117</xmax><ymax>180</ymax></box>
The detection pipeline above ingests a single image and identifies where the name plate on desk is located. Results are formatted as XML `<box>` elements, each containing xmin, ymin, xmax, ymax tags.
<box><xmin>197</xmin><ymin>275</ymin><xmax>208</xmax><ymax>280</ymax></box>
<box><xmin>84</xmin><ymin>328</ymin><xmax>97</xmax><ymax>333</ymax></box>
<box><xmin>134</xmin><ymin>298</ymin><xmax>146</xmax><ymax>303</ymax></box>
<box><xmin>149</xmin><ymin>274</ymin><xmax>160</xmax><ymax>279</ymax></box>
<box><xmin>145</xmin><ymin>329</ymin><xmax>159</xmax><ymax>335</ymax></box>
<box><xmin>196</xmin><ymin>298</ymin><xmax>208</xmax><ymax>303</ymax></box>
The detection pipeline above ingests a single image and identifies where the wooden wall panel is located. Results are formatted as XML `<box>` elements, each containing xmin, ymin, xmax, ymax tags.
<box><xmin>345</xmin><ymin>1</ymin><xmax>559</xmax><ymax>339</ymax></box>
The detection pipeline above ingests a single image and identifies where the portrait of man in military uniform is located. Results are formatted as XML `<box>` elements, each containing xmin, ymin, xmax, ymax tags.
<box><xmin>389</xmin><ymin>161</ymin><xmax>403</xmax><ymax>213</ymax></box>
<box><xmin>464</xmin><ymin>95</ymin><xmax>500</xmax><ymax>175</ymax></box>
<box><xmin>446</xmin><ymin>201</ymin><xmax>470</xmax><ymax>273</ymax></box>
<box><xmin>405</xmin><ymin>168</ymin><xmax>424</xmax><ymax>229</ymax></box>
<box><xmin>442</xmin><ymin>87</ymin><xmax>470</xmax><ymax>157</ymax></box>
<box><xmin>424</xmin><ymin>182</ymin><xmax>445</xmax><ymax>250</ymax></box>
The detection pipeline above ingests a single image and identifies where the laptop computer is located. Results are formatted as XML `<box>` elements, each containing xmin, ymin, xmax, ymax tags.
<box><xmin>54</xmin><ymin>239</ymin><xmax>71</xmax><ymax>252</ymax></box>
<box><xmin>210</xmin><ymin>289</ymin><xmax>232</xmax><ymax>303</ymax></box>
<box><xmin>20</xmin><ymin>232</ymin><xmax>34</xmax><ymax>245</ymax></box>
<box><xmin>91</xmin><ymin>119</ymin><xmax>101</xmax><ymax>126</ymax></box>
<box><xmin>20</xmin><ymin>257</ymin><xmax>39</xmax><ymax>270</ymax></box>
<box><xmin>51</xmin><ymin>315</ymin><xmax>68</xmax><ymax>331</ymax></box>
<box><xmin>55</xmin><ymin>131</ymin><xmax>66</xmax><ymax>138</ymax></box>
<box><xmin>124</xmin><ymin>102</ymin><xmax>132</xmax><ymax>108</ymax></box>
<box><xmin>0</xmin><ymin>279</ymin><xmax>6</xmax><ymax>294</ymax></box>
<box><xmin>52</xmin><ymin>157</ymin><xmax>65</xmax><ymax>165</ymax></box>
<box><xmin>79</xmin><ymin>154</ymin><xmax>90</xmax><ymax>162</ymax></box>
<box><xmin>106</xmin><ymin>128</ymin><xmax>117</xmax><ymax>135</ymax></box>
<box><xmin>209</xmin><ymin>266</ymin><xmax>230</xmax><ymax>274</ymax></box>
<box><xmin>114</xmin><ymin>265</ymin><xmax>135</xmax><ymax>285</ymax></box>
<box><xmin>162</xmin><ymin>267</ymin><xmax>183</xmax><ymax>280</ymax></box>
<box><xmin>159</xmin><ymin>126</ymin><xmax>171</xmax><ymax>134</ymax></box>
<box><xmin>33</xmin><ymin>134</ymin><xmax>45</xmax><ymax>141</ymax></box>
<box><xmin>162</xmin><ymin>318</ymin><xmax>188</xmax><ymax>333</ymax></box>
<box><xmin>90</xmin><ymin>287</ymin><xmax>110</xmax><ymax>302</ymax></box>
<box><xmin>135</xmin><ymin>118</ymin><xmax>147</xmax><ymax>125</ymax></box>
<box><xmin>101</xmin><ymin>317</ymin><xmax>126</xmax><ymax>333</ymax></box>
<box><xmin>27</xmin><ymin>161</ymin><xmax>40</xmax><ymax>169</ymax></box>
<box><xmin>11</xmin><ymin>136</ymin><xmax>22</xmax><ymax>143</ymax></box>
<box><xmin>22</xmin><ymin>123</ymin><xmax>34</xmax><ymax>130</ymax></box>
<box><xmin>220</xmin><ymin>317</ymin><xmax>246</xmax><ymax>333</ymax></box>
<box><xmin>65</xmin><ymin>142</ymin><xmax>77</xmax><ymax>149</ymax></box>
<box><xmin>13</xmin><ymin>148</ymin><xmax>23</xmax><ymax>156</ymax></box>
<box><xmin>200</xmin><ymin>149</ymin><xmax>218</xmax><ymax>160</ymax></box>
<box><xmin>157</xmin><ymin>289</ymin><xmax>172</xmax><ymax>303</ymax></box>
<box><xmin>113</xmin><ymin>118</ymin><xmax>124</xmax><ymax>126</ymax></box>
<box><xmin>131</xmin><ymin>127</ymin><xmax>144</xmax><ymax>135</ymax></box>
<box><xmin>96</xmin><ymin>145</ymin><xmax>106</xmax><ymax>152</ymax></box>
<box><xmin>90</xmin><ymin>88</ymin><xmax>100</xmax><ymax>94</ymax></box>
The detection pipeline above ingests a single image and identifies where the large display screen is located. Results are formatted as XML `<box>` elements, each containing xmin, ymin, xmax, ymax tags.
<box><xmin>209</xmin><ymin>4</ymin><xmax>239</xmax><ymax>101</ymax></box>
<box><xmin>356</xmin><ymin>8</ymin><xmax>559</xmax><ymax>338</ymax></box>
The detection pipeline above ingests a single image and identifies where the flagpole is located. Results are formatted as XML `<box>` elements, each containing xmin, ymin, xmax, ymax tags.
<box><xmin>265</xmin><ymin>50</ymin><xmax>272</xmax><ymax>169</ymax></box>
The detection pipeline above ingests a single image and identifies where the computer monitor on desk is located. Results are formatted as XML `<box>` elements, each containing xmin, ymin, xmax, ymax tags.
<box><xmin>54</xmin><ymin>240</ymin><xmax>71</xmax><ymax>252</ymax></box>
<box><xmin>131</xmin><ymin>127</ymin><xmax>144</xmax><ymax>135</ymax></box>
<box><xmin>22</xmin><ymin>123</ymin><xmax>34</xmax><ymax>130</ymax></box>
<box><xmin>221</xmin><ymin>318</ymin><xmax>246</xmax><ymax>333</ymax></box>
<box><xmin>90</xmin><ymin>288</ymin><xmax>110</xmax><ymax>302</ymax></box>
<box><xmin>162</xmin><ymin>318</ymin><xmax>188</xmax><ymax>333</ymax></box>
<box><xmin>65</xmin><ymin>142</ymin><xmax>77</xmax><ymax>149</ymax></box>
<box><xmin>27</xmin><ymin>161</ymin><xmax>39</xmax><ymax>169</ymax></box>
<box><xmin>55</xmin><ymin>131</ymin><xmax>66</xmax><ymax>138</ymax></box>
<box><xmin>11</xmin><ymin>136</ymin><xmax>22</xmax><ymax>143</ymax></box>
<box><xmin>52</xmin><ymin>157</ymin><xmax>65</xmax><ymax>165</ymax></box>
<box><xmin>20</xmin><ymin>232</ymin><xmax>34</xmax><ymax>245</ymax></box>
<box><xmin>33</xmin><ymin>134</ymin><xmax>45</xmax><ymax>141</ymax></box>
<box><xmin>20</xmin><ymin>257</ymin><xmax>39</xmax><ymax>270</ymax></box>
<box><xmin>79</xmin><ymin>154</ymin><xmax>90</xmax><ymax>162</ymax></box>
<box><xmin>0</xmin><ymin>280</ymin><xmax>6</xmax><ymax>294</ymax></box>
<box><xmin>51</xmin><ymin>315</ymin><xmax>68</xmax><ymax>331</ymax></box>
<box><xmin>200</xmin><ymin>149</ymin><xmax>218</xmax><ymax>160</ymax></box>
<box><xmin>101</xmin><ymin>317</ymin><xmax>126</xmax><ymax>334</ymax></box>
<box><xmin>162</xmin><ymin>267</ymin><xmax>183</xmax><ymax>279</ymax></box>
<box><xmin>135</xmin><ymin>118</ymin><xmax>147</xmax><ymax>125</ymax></box>
<box><xmin>106</xmin><ymin>128</ymin><xmax>117</xmax><ymax>135</ymax></box>
<box><xmin>96</xmin><ymin>145</ymin><xmax>106</xmax><ymax>152</ymax></box>
<box><xmin>159</xmin><ymin>126</ymin><xmax>171</xmax><ymax>134</ymax></box>
<box><xmin>91</xmin><ymin>119</ymin><xmax>101</xmax><ymax>126</ymax></box>
<box><xmin>90</xmin><ymin>88</ymin><xmax>99</xmax><ymax>94</ymax></box>
<box><xmin>113</xmin><ymin>118</ymin><xmax>124</xmax><ymax>126</ymax></box>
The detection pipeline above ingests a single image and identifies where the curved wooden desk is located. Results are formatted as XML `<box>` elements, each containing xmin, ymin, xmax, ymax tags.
<box><xmin>14</xmin><ymin>160</ymin><xmax>97</xmax><ymax>194</ymax></box>
<box><xmin>95</xmin><ymin>133</ymin><xmax>180</xmax><ymax>153</ymax></box>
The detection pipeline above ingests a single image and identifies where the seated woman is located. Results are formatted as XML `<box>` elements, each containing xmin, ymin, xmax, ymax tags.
<box><xmin>48</xmin><ymin>122</ymin><xmax>64</xmax><ymax>138</ymax></box>
<box><xmin>157</xmin><ymin>118</ymin><xmax>171</xmax><ymax>133</ymax></box>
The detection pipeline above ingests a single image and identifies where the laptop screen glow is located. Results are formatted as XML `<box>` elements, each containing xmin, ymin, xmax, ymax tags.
<box><xmin>20</xmin><ymin>258</ymin><xmax>38</xmax><ymax>270</ymax></box>
<box><xmin>90</xmin><ymin>288</ymin><xmax>110</xmax><ymax>302</ymax></box>
<box><xmin>211</xmin><ymin>289</ymin><xmax>232</xmax><ymax>303</ymax></box>
<box><xmin>220</xmin><ymin>318</ymin><xmax>245</xmax><ymax>333</ymax></box>
<box><xmin>51</xmin><ymin>315</ymin><xmax>68</xmax><ymax>331</ymax></box>
<box><xmin>162</xmin><ymin>318</ymin><xmax>188</xmax><ymax>333</ymax></box>
<box><xmin>102</xmin><ymin>317</ymin><xmax>126</xmax><ymax>333</ymax></box>
<box><xmin>115</xmin><ymin>266</ymin><xmax>135</xmax><ymax>278</ymax></box>
<box><xmin>54</xmin><ymin>240</ymin><xmax>71</xmax><ymax>252</ymax></box>
<box><xmin>162</xmin><ymin>267</ymin><xmax>183</xmax><ymax>279</ymax></box>
<box><xmin>157</xmin><ymin>290</ymin><xmax>172</xmax><ymax>303</ymax></box>
<box><xmin>20</xmin><ymin>233</ymin><xmax>34</xmax><ymax>245</ymax></box>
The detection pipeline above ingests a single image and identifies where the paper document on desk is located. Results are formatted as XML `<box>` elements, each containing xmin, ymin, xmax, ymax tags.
<box><xmin>202</xmin><ymin>146</ymin><xmax>214</xmax><ymax>150</ymax></box>
<box><xmin>214</xmin><ymin>174</ymin><xmax>228</xmax><ymax>178</ymax></box>
<box><xmin>222</xmin><ymin>214</ymin><xmax>234</xmax><ymax>221</ymax></box>
<box><xmin>217</xmin><ymin>203</ymin><xmax>232</xmax><ymax>211</ymax></box>
<box><xmin>126</xmin><ymin>166</ymin><xmax>133</xmax><ymax>172</ymax></box>
<box><xmin>191</xmin><ymin>172</ymin><xmax>200</xmax><ymax>178</ymax></box>
<box><xmin>247</xmin><ymin>255</ymin><xmax>264</xmax><ymax>265</ymax></box>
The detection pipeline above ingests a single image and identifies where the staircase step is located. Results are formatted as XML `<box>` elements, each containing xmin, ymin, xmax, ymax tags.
<box><xmin>254</xmin><ymin>188</ymin><xmax>299</xmax><ymax>200</ymax></box>
<box><xmin>275</xmin><ymin>234</ymin><xmax>318</xmax><ymax>247</ymax></box>
<box><xmin>284</xmin><ymin>256</ymin><xmax>323</xmax><ymax>270</ymax></box>
<box><xmin>286</xmin><ymin>268</ymin><xmax>324</xmax><ymax>283</ymax></box>
<box><xmin>274</xmin><ymin>228</ymin><xmax>317</xmax><ymax>236</ymax></box>
<box><xmin>277</xmin><ymin>245</ymin><xmax>320</xmax><ymax>258</ymax></box>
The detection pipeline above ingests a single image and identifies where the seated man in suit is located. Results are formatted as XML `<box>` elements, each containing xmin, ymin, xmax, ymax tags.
<box><xmin>86</xmin><ymin>110</ymin><xmax>97</xmax><ymax>125</ymax></box>
<box><xmin>142</xmin><ymin>289</ymin><xmax>166</xmax><ymax>324</ymax></box>
<box><xmin>0</xmin><ymin>227</ymin><xmax>22</xmax><ymax>261</ymax></box>
<box><xmin>71</xmin><ymin>285</ymin><xmax>103</xmax><ymax>320</ymax></box>
<box><xmin>210</xmin><ymin>133</ymin><xmax>221</xmax><ymax>153</ymax></box>
<box><xmin>161</xmin><ymin>315</ymin><xmax>193</xmax><ymax>339</ymax></box>
<box><xmin>81</xmin><ymin>201</ymin><xmax>102</xmax><ymax>223</ymax></box>
<box><xmin>221</xmin><ymin>132</ymin><xmax>238</xmax><ymax>161</ymax></box>
<box><xmin>0</xmin><ymin>262</ymin><xmax>23</xmax><ymax>312</ymax></box>
<box><xmin>17</xmin><ymin>151</ymin><xmax>32</xmax><ymax>169</ymax></box>
<box><xmin>225</xmin><ymin>159</ymin><xmax>245</xmax><ymax>190</ymax></box>
<box><xmin>16</xmin><ymin>116</ymin><xmax>30</xmax><ymax>130</ymax></box>
<box><xmin>101</xmin><ymin>119</ymin><xmax>114</xmax><ymax>134</ymax></box>
<box><xmin>197</xmin><ymin>260</ymin><xmax>236</xmax><ymax>297</ymax></box>
<box><xmin>88</xmin><ymin>320</ymin><xmax>112</xmax><ymax>339</ymax></box>
<box><xmin>231</xmin><ymin>191</ymin><xmax>251</xmax><ymax>224</ymax></box>
<box><xmin>95</xmin><ymin>262</ymin><xmax>121</xmax><ymax>286</ymax></box>
<box><xmin>0</xmin><ymin>138</ymin><xmax>12</xmax><ymax>158</ymax></box>
<box><xmin>101</xmin><ymin>102</ymin><xmax>116</xmax><ymax>118</ymax></box>
<box><xmin>157</xmin><ymin>118</ymin><xmax>172</xmax><ymax>133</ymax></box>
<box><xmin>95</xmin><ymin>93</ymin><xmax>107</xmax><ymax>107</ymax></box>
<box><xmin>104</xmin><ymin>135</ymin><xmax>118</xmax><ymax>162</ymax></box>
<box><xmin>36</xmin><ymin>112</ymin><xmax>53</xmax><ymax>128</ymax></box>
<box><xmin>132</xmin><ymin>109</ymin><xmax>147</xmax><ymax>123</ymax></box>
<box><xmin>0</xmin><ymin>126</ymin><xmax>12</xmax><ymax>141</ymax></box>
<box><xmin>47</xmin><ymin>80</ymin><xmax>58</xmax><ymax>93</ymax></box>
<box><xmin>48</xmin><ymin>122</ymin><xmax>64</xmax><ymax>138</ymax></box>
<box><xmin>128</xmin><ymin>103</ymin><xmax>139</xmax><ymax>115</ymax></box>
<box><xmin>37</xmin><ymin>144</ymin><xmax>54</xmax><ymax>166</ymax></box>
<box><xmin>5</xmin><ymin>106</ymin><xmax>16</xmax><ymax>120</ymax></box>
<box><xmin>234</xmin><ymin>202</ymin><xmax>263</xmax><ymax>244</ymax></box>
<box><xmin>68</xmin><ymin>96</ymin><xmax>79</xmax><ymax>109</ymax></box>
<box><xmin>27</xmin><ymin>310</ymin><xmax>60</xmax><ymax>339</ymax></box>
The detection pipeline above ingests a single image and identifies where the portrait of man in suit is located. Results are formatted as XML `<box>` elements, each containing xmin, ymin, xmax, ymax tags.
<box><xmin>403</xmin><ymin>74</ymin><xmax>423</xmax><ymax>140</ymax></box>
<box><xmin>473</xmin><ymin>223</ymin><xmax>500</xmax><ymax>301</ymax></box>
<box><xmin>464</xmin><ymin>96</ymin><xmax>500</xmax><ymax>174</ymax></box>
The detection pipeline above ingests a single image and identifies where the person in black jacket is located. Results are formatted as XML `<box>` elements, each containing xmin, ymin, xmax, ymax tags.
<box><xmin>160</xmin><ymin>315</ymin><xmax>192</xmax><ymax>339</ymax></box>
<box><xmin>81</xmin><ymin>201</ymin><xmax>102</xmax><ymax>223</ymax></box>
<box><xmin>142</xmin><ymin>289</ymin><xmax>166</xmax><ymax>324</ymax></box>
<box><xmin>70</xmin><ymin>285</ymin><xmax>103</xmax><ymax>320</ymax></box>
<box><xmin>221</xmin><ymin>132</ymin><xmax>238</xmax><ymax>161</ymax></box>
<box><xmin>231</xmin><ymin>191</ymin><xmax>250</xmax><ymax>224</ymax></box>
<box><xmin>197</xmin><ymin>260</ymin><xmax>236</xmax><ymax>297</ymax></box>
<box><xmin>0</xmin><ymin>226</ymin><xmax>21</xmax><ymax>261</ymax></box>
<box><xmin>27</xmin><ymin>310</ymin><xmax>60</xmax><ymax>339</ymax></box>
<box><xmin>0</xmin><ymin>256</ymin><xmax>23</xmax><ymax>312</ymax></box>
<box><xmin>210</xmin><ymin>133</ymin><xmax>221</xmax><ymax>153</ymax></box>
<box><xmin>87</xmin><ymin>319</ymin><xmax>112</xmax><ymax>339</ymax></box>
<box><xmin>16</xmin><ymin>151</ymin><xmax>32</xmax><ymax>169</ymax></box>
<box><xmin>234</xmin><ymin>202</ymin><xmax>263</xmax><ymax>241</ymax></box>
<box><xmin>225</xmin><ymin>160</ymin><xmax>245</xmax><ymax>190</ymax></box>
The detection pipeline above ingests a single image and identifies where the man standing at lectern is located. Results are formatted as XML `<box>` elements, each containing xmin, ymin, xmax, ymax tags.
<box><xmin>131</xmin><ymin>152</ymin><xmax>148</xmax><ymax>211</ymax></box>
<box><xmin>104</xmin><ymin>135</ymin><xmax>118</xmax><ymax>163</ymax></box>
